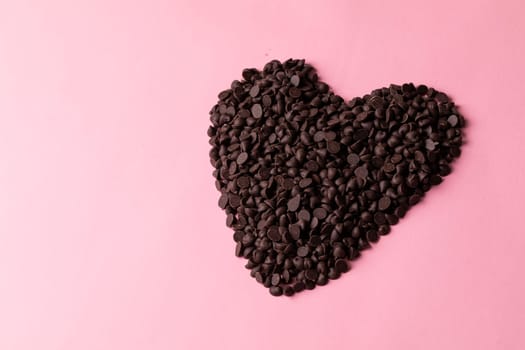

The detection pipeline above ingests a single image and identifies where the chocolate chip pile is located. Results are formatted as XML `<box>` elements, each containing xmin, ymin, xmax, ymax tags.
<box><xmin>208</xmin><ymin>59</ymin><xmax>464</xmax><ymax>297</ymax></box>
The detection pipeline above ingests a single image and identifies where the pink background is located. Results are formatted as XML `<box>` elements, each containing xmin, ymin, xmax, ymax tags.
<box><xmin>1</xmin><ymin>0</ymin><xmax>525</xmax><ymax>349</ymax></box>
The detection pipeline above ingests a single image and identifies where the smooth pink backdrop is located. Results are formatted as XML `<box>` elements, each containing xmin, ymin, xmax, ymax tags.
<box><xmin>1</xmin><ymin>0</ymin><xmax>525</xmax><ymax>349</ymax></box>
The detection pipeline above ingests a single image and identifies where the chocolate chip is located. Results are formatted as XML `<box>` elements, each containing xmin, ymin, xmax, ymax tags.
<box><xmin>262</xmin><ymin>95</ymin><xmax>272</xmax><ymax>106</ymax></box>
<box><xmin>249</xmin><ymin>85</ymin><xmax>260</xmax><ymax>97</ymax></box>
<box><xmin>237</xmin><ymin>176</ymin><xmax>250</xmax><ymax>188</ymax></box>
<box><xmin>228</xmin><ymin>194</ymin><xmax>241</xmax><ymax>208</ymax></box>
<box><xmin>378</xmin><ymin>225</ymin><xmax>391</xmax><ymax>235</ymax></box>
<box><xmin>447</xmin><ymin>114</ymin><xmax>458</xmax><ymax>127</ymax></box>
<box><xmin>324</xmin><ymin>131</ymin><xmax>337</xmax><ymax>141</ymax></box>
<box><xmin>235</xmin><ymin>242</ymin><xmax>242</xmax><ymax>257</ymax></box>
<box><xmin>287</xmin><ymin>194</ymin><xmax>301</xmax><ymax>212</ymax></box>
<box><xmin>327</xmin><ymin>141</ymin><xmax>340</xmax><ymax>154</ymax></box>
<box><xmin>298</xmin><ymin>209</ymin><xmax>311</xmax><ymax>222</ymax></box>
<box><xmin>282</xmin><ymin>178</ymin><xmax>294</xmax><ymax>190</ymax></box>
<box><xmin>354</xmin><ymin>166</ymin><xmax>368</xmax><ymax>179</ymax></box>
<box><xmin>269</xmin><ymin>286</ymin><xmax>283</xmax><ymax>296</ymax></box>
<box><xmin>383</xmin><ymin>162</ymin><xmax>395</xmax><ymax>173</ymax></box>
<box><xmin>425</xmin><ymin>139</ymin><xmax>436</xmax><ymax>151</ymax></box>
<box><xmin>366</xmin><ymin>230</ymin><xmax>379</xmax><ymax>243</ymax></box>
<box><xmin>305</xmin><ymin>160</ymin><xmax>319</xmax><ymax>172</ymax></box>
<box><xmin>209</xmin><ymin>59</ymin><xmax>465</xmax><ymax>296</ymax></box>
<box><xmin>293</xmin><ymin>282</ymin><xmax>305</xmax><ymax>292</ymax></box>
<box><xmin>289</xmin><ymin>87</ymin><xmax>302</xmax><ymax>98</ymax></box>
<box><xmin>333</xmin><ymin>246</ymin><xmax>346</xmax><ymax>258</ymax></box>
<box><xmin>290</xmin><ymin>75</ymin><xmax>300</xmax><ymax>87</ymax></box>
<box><xmin>316</xmin><ymin>274</ymin><xmax>328</xmax><ymax>286</ymax></box>
<box><xmin>378</xmin><ymin>196</ymin><xmax>391</xmax><ymax>211</ymax></box>
<box><xmin>283</xmin><ymin>286</ymin><xmax>295</xmax><ymax>296</ymax></box>
<box><xmin>430</xmin><ymin>174</ymin><xmax>443</xmax><ymax>185</ymax></box>
<box><xmin>237</xmin><ymin>152</ymin><xmax>248</xmax><ymax>165</ymax></box>
<box><xmin>251</xmin><ymin>104</ymin><xmax>263</xmax><ymax>119</ymax></box>
<box><xmin>305</xmin><ymin>269</ymin><xmax>318</xmax><ymax>281</ymax></box>
<box><xmin>289</xmin><ymin>224</ymin><xmax>301</xmax><ymax>240</ymax></box>
<box><xmin>271</xmin><ymin>273</ymin><xmax>281</xmax><ymax>286</ymax></box>
<box><xmin>299</xmin><ymin>178</ymin><xmax>312</xmax><ymax>188</ymax></box>
<box><xmin>373</xmin><ymin>212</ymin><xmax>386</xmax><ymax>225</ymax></box>
<box><xmin>334</xmin><ymin>259</ymin><xmax>348</xmax><ymax>273</ymax></box>
<box><xmin>313</xmin><ymin>208</ymin><xmax>327</xmax><ymax>219</ymax></box>
<box><xmin>297</xmin><ymin>246</ymin><xmax>309</xmax><ymax>257</ymax></box>
<box><xmin>218</xmin><ymin>194</ymin><xmax>228</xmax><ymax>209</ymax></box>
<box><xmin>347</xmin><ymin>153</ymin><xmax>360</xmax><ymax>166</ymax></box>
<box><xmin>267</xmin><ymin>226</ymin><xmax>281</xmax><ymax>242</ymax></box>
<box><xmin>313</xmin><ymin>131</ymin><xmax>324</xmax><ymax>142</ymax></box>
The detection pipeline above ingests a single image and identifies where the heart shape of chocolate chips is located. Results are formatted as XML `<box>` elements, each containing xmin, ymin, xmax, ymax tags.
<box><xmin>208</xmin><ymin>59</ymin><xmax>465</xmax><ymax>297</ymax></box>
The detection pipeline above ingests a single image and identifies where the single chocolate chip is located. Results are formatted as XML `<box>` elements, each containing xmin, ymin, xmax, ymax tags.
<box><xmin>354</xmin><ymin>166</ymin><xmax>368</xmax><ymax>179</ymax></box>
<box><xmin>304</xmin><ymin>280</ymin><xmax>316</xmax><ymax>290</ymax></box>
<box><xmin>289</xmin><ymin>87</ymin><xmax>302</xmax><ymax>98</ymax></box>
<box><xmin>228</xmin><ymin>194</ymin><xmax>241</xmax><ymax>208</ymax></box>
<box><xmin>289</xmin><ymin>224</ymin><xmax>301</xmax><ymax>240</ymax></box>
<box><xmin>269</xmin><ymin>286</ymin><xmax>283</xmax><ymax>296</ymax></box>
<box><xmin>391</xmin><ymin>154</ymin><xmax>403</xmax><ymax>164</ymax></box>
<box><xmin>249</xmin><ymin>85</ymin><xmax>260</xmax><ymax>97</ymax></box>
<box><xmin>282</xmin><ymin>178</ymin><xmax>294</xmax><ymax>190</ymax></box>
<box><xmin>334</xmin><ymin>259</ymin><xmax>348</xmax><ymax>273</ymax></box>
<box><xmin>316</xmin><ymin>274</ymin><xmax>328</xmax><ymax>286</ymax></box>
<box><xmin>447</xmin><ymin>114</ymin><xmax>458</xmax><ymax>127</ymax></box>
<box><xmin>293</xmin><ymin>282</ymin><xmax>305</xmax><ymax>292</ymax></box>
<box><xmin>251</xmin><ymin>104</ymin><xmax>263</xmax><ymax>118</ymax></box>
<box><xmin>333</xmin><ymin>246</ymin><xmax>346</xmax><ymax>258</ymax></box>
<box><xmin>313</xmin><ymin>208</ymin><xmax>327</xmax><ymax>219</ymax></box>
<box><xmin>308</xmin><ymin>235</ymin><xmax>322</xmax><ymax>246</ymax></box>
<box><xmin>297</xmin><ymin>246</ymin><xmax>310</xmax><ymax>257</ymax></box>
<box><xmin>425</xmin><ymin>139</ymin><xmax>436</xmax><ymax>151</ymax></box>
<box><xmin>409</xmin><ymin>194</ymin><xmax>421</xmax><ymax>205</ymax></box>
<box><xmin>235</xmin><ymin>242</ymin><xmax>242</xmax><ymax>257</ymax></box>
<box><xmin>267</xmin><ymin>226</ymin><xmax>281</xmax><ymax>242</ymax></box>
<box><xmin>218</xmin><ymin>194</ymin><xmax>228</xmax><ymax>209</ymax></box>
<box><xmin>378</xmin><ymin>196</ymin><xmax>391</xmax><ymax>211</ymax></box>
<box><xmin>237</xmin><ymin>176</ymin><xmax>250</xmax><ymax>188</ymax></box>
<box><xmin>414</xmin><ymin>150</ymin><xmax>425</xmax><ymax>164</ymax></box>
<box><xmin>305</xmin><ymin>160</ymin><xmax>319</xmax><ymax>172</ymax></box>
<box><xmin>237</xmin><ymin>152</ymin><xmax>249</xmax><ymax>165</ymax></box>
<box><xmin>347</xmin><ymin>153</ymin><xmax>360</xmax><ymax>166</ymax></box>
<box><xmin>366</xmin><ymin>230</ymin><xmax>379</xmax><ymax>243</ymax></box>
<box><xmin>327</xmin><ymin>141</ymin><xmax>340</xmax><ymax>154</ymax></box>
<box><xmin>383</xmin><ymin>162</ymin><xmax>395</xmax><ymax>173</ymax></box>
<box><xmin>287</xmin><ymin>194</ymin><xmax>301</xmax><ymax>212</ymax></box>
<box><xmin>283</xmin><ymin>286</ymin><xmax>295</xmax><ymax>296</ymax></box>
<box><xmin>328</xmin><ymin>268</ymin><xmax>340</xmax><ymax>280</ymax></box>
<box><xmin>325</xmin><ymin>131</ymin><xmax>337</xmax><ymax>141</ymax></box>
<box><xmin>298</xmin><ymin>209</ymin><xmax>311</xmax><ymax>222</ymax></box>
<box><xmin>430</xmin><ymin>175</ymin><xmax>442</xmax><ymax>185</ymax></box>
<box><xmin>271</xmin><ymin>273</ymin><xmax>281</xmax><ymax>286</ymax></box>
<box><xmin>299</xmin><ymin>178</ymin><xmax>312</xmax><ymax>188</ymax></box>
<box><xmin>262</xmin><ymin>95</ymin><xmax>272</xmax><ymax>106</ymax></box>
<box><xmin>374</xmin><ymin>212</ymin><xmax>386</xmax><ymax>225</ymax></box>
<box><xmin>290</xmin><ymin>75</ymin><xmax>300</xmax><ymax>87</ymax></box>
<box><xmin>305</xmin><ymin>269</ymin><xmax>318</xmax><ymax>281</ymax></box>
<box><xmin>378</xmin><ymin>225</ymin><xmax>391</xmax><ymax>235</ymax></box>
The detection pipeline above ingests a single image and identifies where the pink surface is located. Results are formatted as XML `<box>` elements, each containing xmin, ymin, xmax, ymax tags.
<box><xmin>1</xmin><ymin>0</ymin><xmax>525</xmax><ymax>349</ymax></box>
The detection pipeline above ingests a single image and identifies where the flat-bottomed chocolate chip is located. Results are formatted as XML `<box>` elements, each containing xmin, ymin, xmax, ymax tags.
<box><xmin>251</xmin><ymin>104</ymin><xmax>263</xmax><ymax>118</ymax></box>
<box><xmin>297</xmin><ymin>246</ymin><xmax>309</xmax><ymax>257</ymax></box>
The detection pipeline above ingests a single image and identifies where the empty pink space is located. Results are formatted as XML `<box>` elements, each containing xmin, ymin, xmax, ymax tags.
<box><xmin>0</xmin><ymin>0</ymin><xmax>524</xmax><ymax>349</ymax></box>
